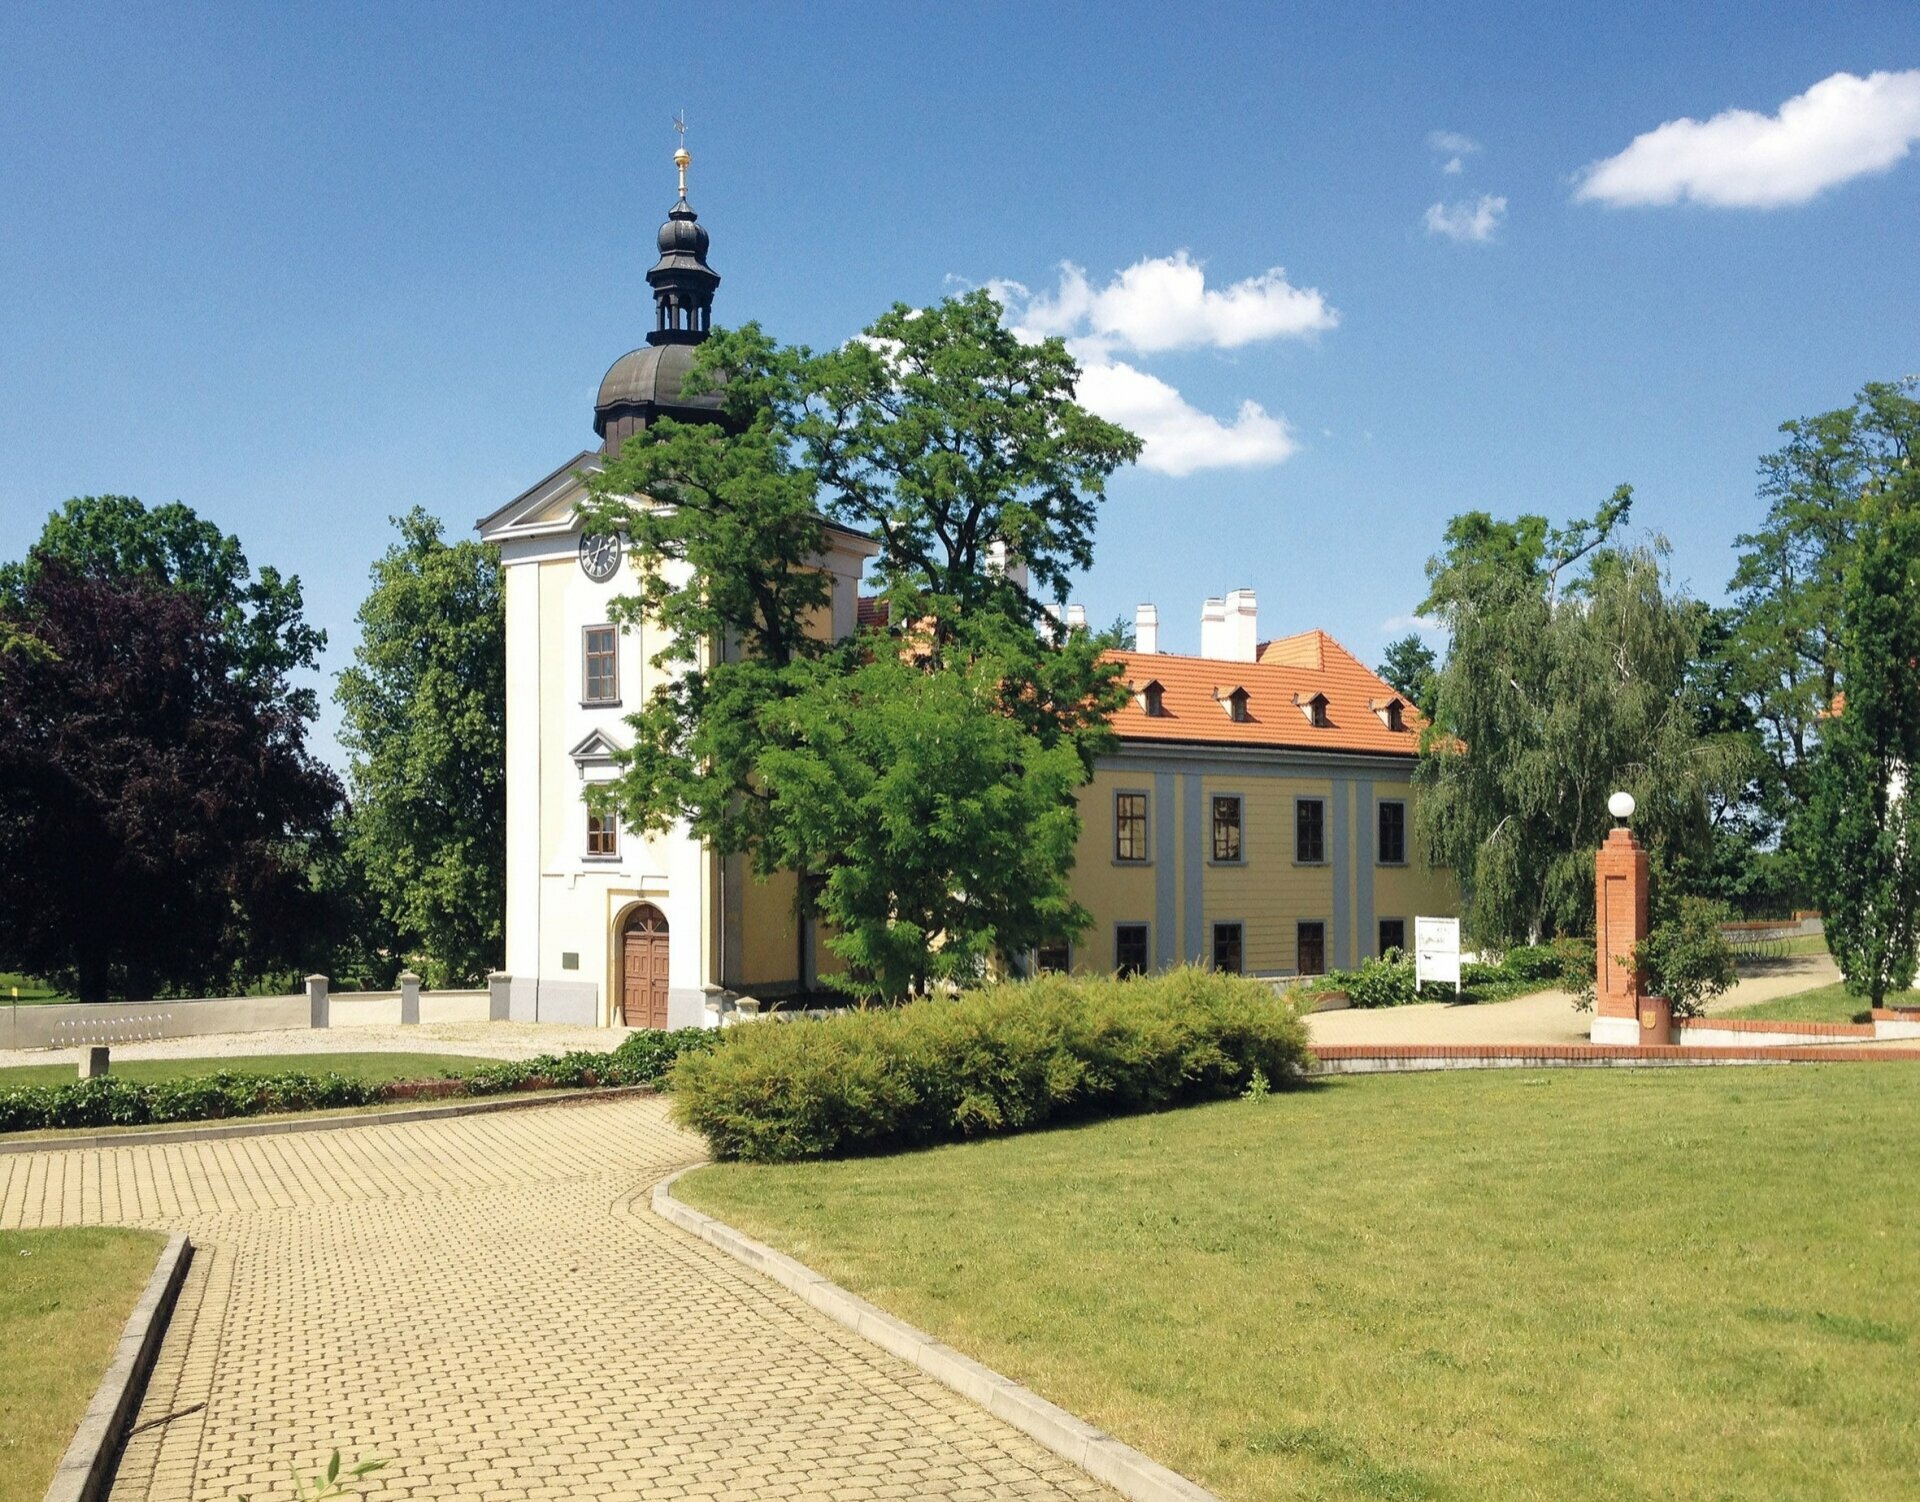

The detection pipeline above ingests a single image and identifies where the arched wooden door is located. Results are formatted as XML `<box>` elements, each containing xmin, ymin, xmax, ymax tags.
<box><xmin>619</xmin><ymin>906</ymin><xmax>671</xmax><ymax>1029</ymax></box>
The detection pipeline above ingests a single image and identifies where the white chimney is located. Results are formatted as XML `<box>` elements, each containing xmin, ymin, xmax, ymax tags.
<box><xmin>1134</xmin><ymin>603</ymin><xmax>1159</xmax><ymax>654</ymax></box>
<box><xmin>1066</xmin><ymin>603</ymin><xmax>1087</xmax><ymax>631</ymax></box>
<box><xmin>1226</xmin><ymin>588</ymin><xmax>1258</xmax><ymax>662</ymax></box>
<box><xmin>1200</xmin><ymin>596</ymin><xmax>1228</xmax><ymax>659</ymax></box>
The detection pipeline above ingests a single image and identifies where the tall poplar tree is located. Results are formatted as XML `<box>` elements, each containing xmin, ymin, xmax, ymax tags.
<box><xmin>1797</xmin><ymin>491</ymin><xmax>1920</xmax><ymax>1005</ymax></box>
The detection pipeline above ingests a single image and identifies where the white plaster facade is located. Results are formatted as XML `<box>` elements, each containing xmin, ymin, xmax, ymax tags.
<box><xmin>477</xmin><ymin>451</ymin><xmax>876</xmax><ymax>1027</ymax></box>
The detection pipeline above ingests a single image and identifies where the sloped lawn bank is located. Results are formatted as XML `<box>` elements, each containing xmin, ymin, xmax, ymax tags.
<box><xmin>0</xmin><ymin>1029</ymin><xmax>716</xmax><ymax>1135</ymax></box>
<box><xmin>669</xmin><ymin>968</ymin><xmax>1311</xmax><ymax>1161</ymax></box>
<box><xmin>679</xmin><ymin>1065</ymin><xmax>1920</xmax><ymax>1502</ymax></box>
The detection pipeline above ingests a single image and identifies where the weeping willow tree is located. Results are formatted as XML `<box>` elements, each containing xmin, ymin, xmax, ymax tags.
<box><xmin>1413</xmin><ymin>490</ymin><xmax>1749</xmax><ymax>948</ymax></box>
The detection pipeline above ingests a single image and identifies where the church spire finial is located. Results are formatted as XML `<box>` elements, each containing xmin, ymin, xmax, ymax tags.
<box><xmin>672</xmin><ymin>110</ymin><xmax>690</xmax><ymax>198</ymax></box>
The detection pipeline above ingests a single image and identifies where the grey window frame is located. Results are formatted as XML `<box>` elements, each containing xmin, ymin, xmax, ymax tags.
<box><xmin>585</xmin><ymin>807</ymin><xmax>620</xmax><ymax>860</ymax></box>
<box><xmin>1033</xmin><ymin>938</ymin><xmax>1072</xmax><ymax>975</ymax></box>
<box><xmin>1114</xmin><ymin>789</ymin><xmax>1151</xmax><ymax>864</ymax></box>
<box><xmin>1294</xmin><ymin>796</ymin><xmax>1327</xmax><ymax>865</ymax></box>
<box><xmin>582</xmin><ymin>625</ymin><xmax>621</xmax><ymax>706</ymax></box>
<box><xmin>1297</xmin><ymin>921</ymin><xmax>1328</xmax><ymax>983</ymax></box>
<box><xmin>1212</xmin><ymin>921</ymin><xmax>1245</xmax><ymax>975</ymax></box>
<box><xmin>1210</xmin><ymin>792</ymin><xmax>1245</xmax><ymax>864</ymax></box>
<box><xmin>1377</xmin><ymin>799</ymin><xmax>1408</xmax><ymax>866</ymax></box>
<box><xmin>1114</xmin><ymin>922</ymin><xmax>1150</xmax><ymax>978</ymax></box>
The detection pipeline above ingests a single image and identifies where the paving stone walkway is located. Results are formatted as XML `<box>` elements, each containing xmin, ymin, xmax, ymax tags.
<box><xmin>0</xmin><ymin>1096</ymin><xmax>1110</xmax><ymax>1501</ymax></box>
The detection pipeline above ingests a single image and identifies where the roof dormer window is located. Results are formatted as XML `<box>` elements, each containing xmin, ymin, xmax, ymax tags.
<box><xmin>1136</xmin><ymin>679</ymin><xmax>1167</xmax><ymax>717</ymax></box>
<box><xmin>1369</xmin><ymin>695</ymin><xmax>1406</xmax><ymax>732</ymax></box>
<box><xmin>1294</xmin><ymin>691</ymin><xmax>1330</xmax><ymax>729</ymax></box>
<box><xmin>1214</xmin><ymin>686</ymin><xmax>1250</xmax><ymax>723</ymax></box>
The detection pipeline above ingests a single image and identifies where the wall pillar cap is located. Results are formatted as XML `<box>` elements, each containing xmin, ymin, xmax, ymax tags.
<box><xmin>398</xmin><ymin>969</ymin><xmax>423</xmax><ymax>983</ymax></box>
<box><xmin>304</xmin><ymin>974</ymin><xmax>329</xmax><ymax>984</ymax></box>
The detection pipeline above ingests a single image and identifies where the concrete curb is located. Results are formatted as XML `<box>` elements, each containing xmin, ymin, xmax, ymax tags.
<box><xmin>1306</xmin><ymin>1045</ymin><xmax>1920</xmax><ymax>1074</ymax></box>
<box><xmin>651</xmin><ymin>1168</ymin><xmax>1222</xmax><ymax>1502</ymax></box>
<box><xmin>43</xmin><ymin>1232</ymin><xmax>192</xmax><ymax>1502</ymax></box>
<box><xmin>0</xmin><ymin>1083</ymin><xmax>656</xmax><ymax>1156</ymax></box>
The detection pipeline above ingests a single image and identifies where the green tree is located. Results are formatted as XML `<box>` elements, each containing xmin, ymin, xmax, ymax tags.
<box><xmin>1795</xmin><ymin>492</ymin><xmax>1920</xmax><ymax>1005</ymax></box>
<box><xmin>334</xmin><ymin>510</ymin><xmax>505</xmax><ymax>986</ymax></box>
<box><xmin>1725</xmin><ymin>380</ymin><xmax>1919</xmax><ymax>809</ymax></box>
<box><xmin>1377</xmin><ymin>633</ymin><xmax>1438</xmax><ymax>718</ymax></box>
<box><xmin>584</xmin><ymin>294</ymin><xmax>1140</xmax><ymax>999</ymax></box>
<box><xmin>1</xmin><ymin>494</ymin><xmax>325</xmax><ymax>721</ymax></box>
<box><xmin>1414</xmin><ymin>491</ymin><xmax>1744</xmax><ymax>948</ymax></box>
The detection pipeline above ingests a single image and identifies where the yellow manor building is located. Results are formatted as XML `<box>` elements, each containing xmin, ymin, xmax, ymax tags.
<box><xmin>1053</xmin><ymin>596</ymin><xmax>1455</xmax><ymax>980</ymax></box>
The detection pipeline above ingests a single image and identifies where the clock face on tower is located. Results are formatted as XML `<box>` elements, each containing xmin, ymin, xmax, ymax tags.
<box><xmin>578</xmin><ymin>530</ymin><xmax>622</xmax><ymax>583</ymax></box>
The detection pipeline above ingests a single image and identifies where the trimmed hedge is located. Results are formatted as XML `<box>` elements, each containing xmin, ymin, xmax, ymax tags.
<box><xmin>0</xmin><ymin>1028</ymin><xmax>719</xmax><ymax>1136</ymax></box>
<box><xmin>669</xmin><ymin>967</ymin><xmax>1312</xmax><ymax>1163</ymax></box>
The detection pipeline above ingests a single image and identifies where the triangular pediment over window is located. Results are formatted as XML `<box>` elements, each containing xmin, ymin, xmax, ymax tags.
<box><xmin>475</xmin><ymin>450</ymin><xmax>606</xmax><ymax>542</ymax></box>
<box><xmin>568</xmin><ymin>728</ymin><xmax>626</xmax><ymax>771</ymax></box>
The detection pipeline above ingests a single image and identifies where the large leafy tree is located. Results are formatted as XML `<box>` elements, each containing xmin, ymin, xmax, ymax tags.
<box><xmin>1795</xmin><ymin>491</ymin><xmax>1920</xmax><ymax>1005</ymax></box>
<box><xmin>1725</xmin><ymin>380</ymin><xmax>1919</xmax><ymax>810</ymax></box>
<box><xmin>334</xmin><ymin>510</ymin><xmax>506</xmax><ymax>986</ymax></box>
<box><xmin>1414</xmin><ymin>490</ymin><xmax>1745</xmax><ymax>947</ymax></box>
<box><xmin>0</xmin><ymin>564</ymin><xmax>342</xmax><ymax>1000</ymax></box>
<box><xmin>1377</xmin><ymin>633</ymin><xmax>1439</xmax><ymax>719</ymax></box>
<box><xmin>581</xmin><ymin>293</ymin><xmax>1140</xmax><ymax>999</ymax></box>
<box><xmin>0</xmin><ymin>494</ymin><xmax>326</xmax><ymax>721</ymax></box>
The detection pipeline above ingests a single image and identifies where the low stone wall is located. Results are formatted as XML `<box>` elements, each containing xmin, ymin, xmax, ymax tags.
<box><xmin>3</xmin><ymin>987</ymin><xmax>490</xmax><ymax>1050</ymax></box>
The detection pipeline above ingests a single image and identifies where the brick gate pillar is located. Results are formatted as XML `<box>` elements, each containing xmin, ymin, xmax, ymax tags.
<box><xmin>1592</xmin><ymin>825</ymin><xmax>1651</xmax><ymax>1045</ymax></box>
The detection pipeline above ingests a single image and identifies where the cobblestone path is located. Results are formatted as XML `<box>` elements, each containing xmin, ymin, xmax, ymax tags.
<box><xmin>1</xmin><ymin>1096</ymin><xmax>1109</xmax><ymax>1501</ymax></box>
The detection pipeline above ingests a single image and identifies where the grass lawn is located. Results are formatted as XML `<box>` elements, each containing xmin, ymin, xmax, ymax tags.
<box><xmin>0</xmin><ymin>1052</ymin><xmax>500</xmax><ymax>1091</ymax></box>
<box><xmin>0</xmin><ymin>972</ymin><xmax>74</xmax><ymax>1005</ymax></box>
<box><xmin>681</xmin><ymin>1066</ymin><xmax>1920</xmax><ymax>1501</ymax></box>
<box><xmin>1722</xmin><ymin>982</ymin><xmax>1876</xmax><ymax>1024</ymax></box>
<box><xmin>0</xmin><ymin>1227</ymin><xmax>166</xmax><ymax>1500</ymax></box>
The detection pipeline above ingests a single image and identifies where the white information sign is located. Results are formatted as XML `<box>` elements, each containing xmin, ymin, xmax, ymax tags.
<box><xmin>1414</xmin><ymin>916</ymin><xmax>1461</xmax><ymax>995</ymax></box>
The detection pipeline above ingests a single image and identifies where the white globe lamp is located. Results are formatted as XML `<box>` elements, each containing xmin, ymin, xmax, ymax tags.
<box><xmin>1607</xmin><ymin>790</ymin><xmax>1636</xmax><ymax>823</ymax></box>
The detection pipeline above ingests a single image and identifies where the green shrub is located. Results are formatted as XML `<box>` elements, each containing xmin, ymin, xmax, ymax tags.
<box><xmin>668</xmin><ymin>967</ymin><xmax>1313</xmax><ymax>1162</ymax></box>
<box><xmin>1499</xmin><ymin>944</ymin><xmax>1566</xmax><ymax>983</ymax></box>
<box><xmin>1340</xmin><ymin>952</ymin><xmax>1419</xmax><ymax>1009</ymax></box>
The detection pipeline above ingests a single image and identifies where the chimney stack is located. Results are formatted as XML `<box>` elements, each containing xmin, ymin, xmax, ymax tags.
<box><xmin>1066</xmin><ymin>603</ymin><xmax>1087</xmax><ymax>631</ymax></box>
<box><xmin>1134</xmin><ymin>603</ymin><xmax>1159</xmax><ymax>654</ymax></box>
<box><xmin>1200</xmin><ymin>597</ymin><xmax>1228</xmax><ymax>659</ymax></box>
<box><xmin>1226</xmin><ymin>588</ymin><xmax>1258</xmax><ymax>662</ymax></box>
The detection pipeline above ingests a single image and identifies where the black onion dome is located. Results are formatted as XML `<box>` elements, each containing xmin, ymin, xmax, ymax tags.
<box><xmin>656</xmin><ymin>198</ymin><xmax>710</xmax><ymax>260</ymax></box>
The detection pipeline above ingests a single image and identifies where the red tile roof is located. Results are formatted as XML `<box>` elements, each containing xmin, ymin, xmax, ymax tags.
<box><xmin>1106</xmin><ymin>629</ymin><xmax>1424</xmax><ymax>757</ymax></box>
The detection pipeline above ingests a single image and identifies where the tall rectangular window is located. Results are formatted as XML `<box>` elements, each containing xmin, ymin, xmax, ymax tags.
<box><xmin>586</xmin><ymin>809</ymin><xmax>619</xmax><ymax>858</ymax></box>
<box><xmin>583</xmin><ymin>626</ymin><xmax>619</xmax><ymax>704</ymax></box>
<box><xmin>1297</xmin><ymin>920</ymin><xmax>1327</xmax><ymax>976</ymax></box>
<box><xmin>1211</xmin><ymin>795</ymin><xmax>1243</xmax><ymax>863</ymax></box>
<box><xmin>1034</xmin><ymin>939</ymin><xmax>1070</xmax><ymax>975</ymax></box>
<box><xmin>1295</xmin><ymin>798</ymin><xmax>1326</xmax><ymax>864</ymax></box>
<box><xmin>1212</xmin><ymin>922</ymin><xmax>1244</xmax><ymax>974</ymax></box>
<box><xmin>1379</xmin><ymin>918</ymin><xmax>1406</xmax><ymax>956</ymax></box>
<box><xmin>1114</xmin><ymin>792</ymin><xmax>1149</xmax><ymax>862</ymax></box>
<box><xmin>1377</xmin><ymin>800</ymin><xmax>1407</xmax><ymax>865</ymax></box>
<box><xmin>1115</xmin><ymin>923</ymin><xmax>1149</xmax><ymax>978</ymax></box>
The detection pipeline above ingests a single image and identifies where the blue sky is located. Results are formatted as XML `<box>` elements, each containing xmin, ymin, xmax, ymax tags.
<box><xmin>4</xmin><ymin>2</ymin><xmax>1918</xmax><ymax>766</ymax></box>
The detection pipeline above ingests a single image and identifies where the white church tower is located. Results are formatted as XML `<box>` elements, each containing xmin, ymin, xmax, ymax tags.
<box><xmin>476</xmin><ymin>145</ymin><xmax>874</xmax><ymax>1026</ymax></box>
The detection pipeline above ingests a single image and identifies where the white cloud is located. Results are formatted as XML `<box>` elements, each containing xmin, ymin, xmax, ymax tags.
<box><xmin>1382</xmin><ymin>613</ymin><xmax>1445</xmax><ymax>637</ymax></box>
<box><xmin>982</xmin><ymin>253</ymin><xmax>1333</xmax><ymax>476</ymax></box>
<box><xmin>1075</xmin><ymin>360</ymin><xmax>1295</xmax><ymax>477</ymax></box>
<box><xmin>994</xmin><ymin>252</ymin><xmax>1336</xmax><ymax>356</ymax></box>
<box><xmin>1428</xmin><ymin>130</ymin><xmax>1480</xmax><ymax>157</ymax></box>
<box><xmin>1575</xmin><ymin>68</ymin><xmax>1920</xmax><ymax>208</ymax></box>
<box><xmin>1424</xmin><ymin>194</ymin><xmax>1507</xmax><ymax>242</ymax></box>
<box><xmin>1441</xmin><ymin>156</ymin><xmax>1465</xmax><ymax>175</ymax></box>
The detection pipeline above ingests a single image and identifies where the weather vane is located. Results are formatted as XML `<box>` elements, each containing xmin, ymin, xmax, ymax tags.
<box><xmin>672</xmin><ymin>110</ymin><xmax>690</xmax><ymax>195</ymax></box>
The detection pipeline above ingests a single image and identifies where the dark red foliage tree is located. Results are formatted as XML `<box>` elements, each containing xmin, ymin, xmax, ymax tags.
<box><xmin>0</xmin><ymin>563</ymin><xmax>343</xmax><ymax>1000</ymax></box>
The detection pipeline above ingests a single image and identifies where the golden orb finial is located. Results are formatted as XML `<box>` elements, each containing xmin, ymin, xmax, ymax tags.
<box><xmin>672</xmin><ymin>110</ymin><xmax>691</xmax><ymax>196</ymax></box>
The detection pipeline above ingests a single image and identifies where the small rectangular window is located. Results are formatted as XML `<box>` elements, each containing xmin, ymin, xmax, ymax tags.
<box><xmin>1212</xmin><ymin>922</ymin><xmax>1244</xmax><ymax>975</ymax></box>
<box><xmin>1378</xmin><ymin>800</ymin><xmax>1407</xmax><ymax>865</ymax></box>
<box><xmin>1211</xmin><ymin>795</ymin><xmax>1243</xmax><ymax>862</ymax></box>
<box><xmin>584</xmin><ymin>626</ymin><xmax>619</xmax><ymax>704</ymax></box>
<box><xmin>1115</xmin><ymin>792</ymin><xmax>1149</xmax><ymax>862</ymax></box>
<box><xmin>586</xmin><ymin>809</ymin><xmax>619</xmax><ymax>858</ymax></box>
<box><xmin>1034</xmin><ymin>939</ymin><xmax>1070</xmax><ymax>975</ymax></box>
<box><xmin>1297</xmin><ymin>921</ymin><xmax>1327</xmax><ymax>976</ymax></box>
<box><xmin>1296</xmin><ymin>798</ymin><xmax>1326</xmax><ymax>864</ymax></box>
<box><xmin>1115</xmin><ymin>923</ymin><xmax>1149</xmax><ymax>978</ymax></box>
<box><xmin>1379</xmin><ymin>918</ymin><xmax>1406</xmax><ymax>957</ymax></box>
